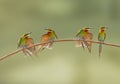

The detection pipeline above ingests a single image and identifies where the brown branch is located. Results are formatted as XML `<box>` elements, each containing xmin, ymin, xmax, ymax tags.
<box><xmin>0</xmin><ymin>39</ymin><xmax>120</xmax><ymax>61</ymax></box>
<box><xmin>0</xmin><ymin>49</ymin><xmax>22</xmax><ymax>61</ymax></box>
<box><xmin>55</xmin><ymin>39</ymin><xmax>120</xmax><ymax>47</ymax></box>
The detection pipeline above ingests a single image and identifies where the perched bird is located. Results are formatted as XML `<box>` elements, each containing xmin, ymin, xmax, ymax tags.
<box><xmin>76</xmin><ymin>27</ymin><xmax>93</xmax><ymax>53</ymax></box>
<box><xmin>76</xmin><ymin>28</ymin><xmax>85</xmax><ymax>49</ymax></box>
<box><xmin>98</xmin><ymin>27</ymin><xmax>107</xmax><ymax>57</ymax></box>
<box><xmin>18</xmin><ymin>32</ymin><xmax>36</xmax><ymax>56</ymax></box>
<box><xmin>38</xmin><ymin>29</ymin><xmax>58</xmax><ymax>52</ymax></box>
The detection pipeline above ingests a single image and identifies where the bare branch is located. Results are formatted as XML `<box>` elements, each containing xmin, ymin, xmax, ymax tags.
<box><xmin>0</xmin><ymin>39</ymin><xmax>120</xmax><ymax>61</ymax></box>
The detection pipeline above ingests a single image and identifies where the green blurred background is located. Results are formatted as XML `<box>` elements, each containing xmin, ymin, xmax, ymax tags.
<box><xmin>0</xmin><ymin>0</ymin><xmax>120</xmax><ymax>84</ymax></box>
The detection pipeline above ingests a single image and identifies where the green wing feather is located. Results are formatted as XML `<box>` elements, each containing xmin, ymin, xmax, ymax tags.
<box><xmin>18</xmin><ymin>37</ymin><xmax>25</xmax><ymax>48</ymax></box>
<box><xmin>76</xmin><ymin>32</ymin><xmax>81</xmax><ymax>37</ymax></box>
<box><xmin>18</xmin><ymin>37</ymin><xmax>22</xmax><ymax>48</ymax></box>
<box><xmin>53</xmin><ymin>31</ymin><xmax>58</xmax><ymax>39</ymax></box>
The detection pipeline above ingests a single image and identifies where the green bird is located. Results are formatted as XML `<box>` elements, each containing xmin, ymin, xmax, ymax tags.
<box><xmin>98</xmin><ymin>27</ymin><xmax>107</xmax><ymax>57</ymax></box>
<box><xmin>18</xmin><ymin>32</ymin><xmax>36</xmax><ymax>56</ymax></box>
<box><xmin>76</xmin><ymin>27</ymin><xmax>93</xmax><ymax>53</ymax></box>
<box><xmin>38</xmin><ymin>28</ymin><xmax>58</xmax><ymax>52</ymax></box>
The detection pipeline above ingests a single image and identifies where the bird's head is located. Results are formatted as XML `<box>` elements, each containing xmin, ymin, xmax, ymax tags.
<box><xmin>23</xmin><ymin>32</ymin><xmax>32</xmax><ymax>38</ymax></box>
<box><xmin>45</xmin><ymin>28</ymin><xmax>58</xmax><ymax>39</ymax></box>
<box><xmin>45</xmin><ymin>28</ymin><xmax>54</xmax><ymax>35</ymax></box>
<box><xmin>84</xmin><ymin>27</ymin><xmax>91</xmax><ymax>32</ymax></box>
<box><xmin>100</xmin><ymin>27</ymin><xmax>108</xmax><ymax>32</ymax></box>
<box><xmin>100</xmin><ymin>27</ymin><xmax>108</xmax><ymax>30</ymax></box>
<box><xmin>45</xmin><ymin>28</ymin><xmax>53</xmax><ymax>32</ymax></box>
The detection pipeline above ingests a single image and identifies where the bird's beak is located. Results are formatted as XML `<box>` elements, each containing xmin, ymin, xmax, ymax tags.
<box><xmin>45</xmin><ymin>28</ymin><xmax>49</xmax><ymax>30</ymax></box>
<box><xmin>26</xmin><ymin>32</ymin><xmax>32</xmax><ymax>36</ymax></box>
<box><xmin>105</xmin><ymin>27</ymin><xmax>108</xmax><ymax>29</ymax></box>
<box><xmin>87</xmin><ymin>28</ymin><xmax>92</xmax><ymax>30</ymax></box>
<box><xmin>102</xmin><ymin>27</ymin><xmax>108</xmax><ymax>30</ymax></box>
<box><xmin>45</xmin><ymin>28</ymin><xmax>52</xmax><ymax>31</ymax></box>
<box><xmin>27</xmin><ymin>32</ymin><xmax>32</xmax><ymax>35</ymax></box>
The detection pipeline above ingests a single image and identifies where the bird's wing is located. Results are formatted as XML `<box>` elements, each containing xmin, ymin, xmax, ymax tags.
<box><xmin>53</xmin><ymin>31</ymin><xmax>58</xmax><ymax>39</ymax></box>
<box><xmin>76</xmin><ymin>31</ymin><xmax>81</xmax><ymax>37</ymax></box>
<box><xmin>98</xmin><ymin>33</ymin><xmax>101</xmax><ymax>41</ymax></box>
<box><xmin>18</xmin><ymin>37</ymin><xmax>23</xmax><ymax>48</ymax></box>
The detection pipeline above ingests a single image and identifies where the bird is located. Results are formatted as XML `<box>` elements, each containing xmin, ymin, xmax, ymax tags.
<box><xmin>76</xmin><ymin>27</ymin><xmax>93</xmax><ymax>53</ymax></box>
<box><xmin>98</xmin><ymin>27</ymin><xmax>107</xmax><ymax>57</ymax></box>
<box><xmin>18</xmin><ymin>32</ymin><xmax>36</xmax><ymax>56</ymax></box>
<box><xmin>38</xmin><ymin>28</ymin><xmax>58</xmax><ymax>53</ymax></box>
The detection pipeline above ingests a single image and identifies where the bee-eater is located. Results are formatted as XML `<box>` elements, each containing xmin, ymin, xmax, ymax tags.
<box><xmin>76</xmin><ymin>27</ymin><xmax>93</xmax><ymax>53</ymax></box>
<box><xmin>98</xmin><ymin>27</ymin><xmax>107</xmax><ymax>57</ymax></box>
<box><xmin>38</xmin><ymin>28</ymin><xmax>58</xmax><ymax>52</ymax></box>
<box><xmin>18</xmin><ymin>32</ymin><xmax>36</xmax><ymax>56</ymax></box>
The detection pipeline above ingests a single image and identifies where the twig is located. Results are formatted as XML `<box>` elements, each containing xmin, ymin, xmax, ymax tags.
<box><xmin>0</xmin><ymin>49</ymin><xmax>22</xmax><ymax>61</ymax></box>
<box><xmin>0</xmin><ymin>39</ymin><xmax>120</xmax><ymax>61</ymax></box>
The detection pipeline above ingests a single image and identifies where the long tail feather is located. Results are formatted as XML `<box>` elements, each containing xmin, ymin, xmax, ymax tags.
<box><xmin>99</xmin><ymin>44</ymin><xmax>102</xmax><ymax>58</ymax></box>
<box><xmin>81</xmin><ymin>42</ymin><xmax>85</xmax><ymax>50</ymax></box>
<box><xmin>37</xmin><ymin>45</ymin><xmax>45</xmax><ymax>54</ymax></box>
<box><xmin>83</xmin><ymin>40</ymin><xmax>91</xmax><ymax>53</ymax></box>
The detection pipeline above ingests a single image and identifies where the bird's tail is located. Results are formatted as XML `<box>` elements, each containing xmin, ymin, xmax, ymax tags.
<box><xmin>84</xmin><ymin>40</ymin><xmax>91</xmax><ymax>53</ymax></box>
<box><xmin>99</xmin><ymin>44</ymin><xmax>102</xmax><ymax>58</ymax></box>
<box><xmin>81</xmin><ymin>42</ymin><xmax>85</xmax><ymax>50</ymax></box>
<box><xmin>37</xmin><ymin>45</ymin><xmax>45</xmax><ymax>54</ymax></box>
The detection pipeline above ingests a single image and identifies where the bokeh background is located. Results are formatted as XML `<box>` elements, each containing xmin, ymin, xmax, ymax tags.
<box><xmin>0</xmin><ymin>0</ymin><xmax>120</xmax><ymax>84</ymax></box>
